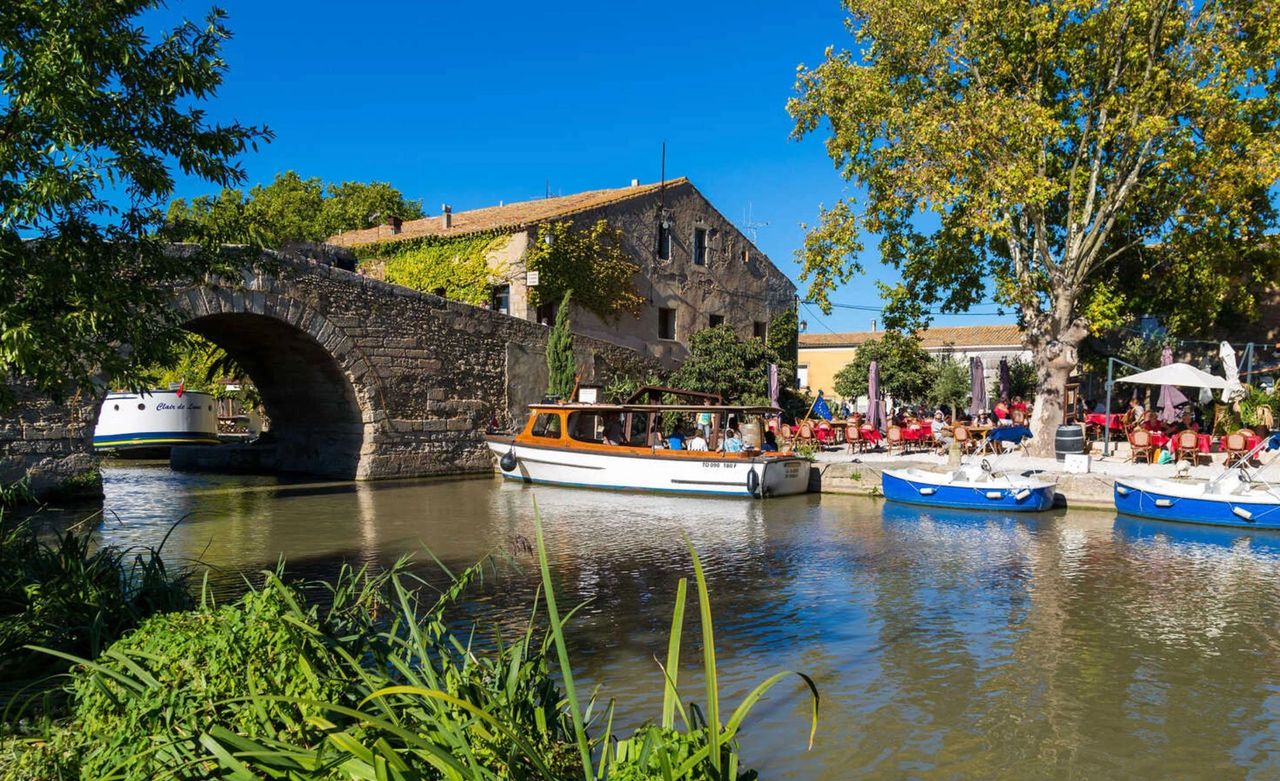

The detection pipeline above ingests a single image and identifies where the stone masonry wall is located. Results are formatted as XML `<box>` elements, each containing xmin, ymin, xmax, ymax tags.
<box><xmin>1</xmin><ymin>254</ymin><xmax>662</xmax><ymax>496</ymax></box>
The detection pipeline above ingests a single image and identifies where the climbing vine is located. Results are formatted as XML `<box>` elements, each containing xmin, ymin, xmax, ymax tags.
<box><xmin>525</xmin><ymin>220</ymin><xmax>645</xmax><ymax>322</ymax></box>
<box><xmin>355</xmin><ymin>234</ymin><xmax>511</xmax><ymax>305</ymax></box>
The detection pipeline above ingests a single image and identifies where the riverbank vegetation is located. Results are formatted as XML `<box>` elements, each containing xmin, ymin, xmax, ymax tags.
<box><xmin>1</xmin><ymin>507</ymin><xmax>817</xmax><ymax>779</ymax></box>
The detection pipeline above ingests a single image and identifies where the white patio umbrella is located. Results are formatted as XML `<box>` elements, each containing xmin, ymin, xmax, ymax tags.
<box><xmin>1114</xmin><ymin>363</ymin><xmax>1227</xmax><ymax>389</ymax></box>
<box><xmin>1220</xmin><ymin>341</ymin><xmax>1246</xmax><ymax>403</ymax></box>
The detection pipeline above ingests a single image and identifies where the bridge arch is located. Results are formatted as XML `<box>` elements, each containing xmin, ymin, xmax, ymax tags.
<box><xmin>174</xmin><ymin>285</ymin><xmax>384</xmax><ymax>479</ymax></box>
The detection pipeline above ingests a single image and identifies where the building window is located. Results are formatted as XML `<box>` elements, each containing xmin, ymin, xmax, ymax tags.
<box><xmin>536</xmin><ymin>302</ymin><xmax>556</xmax><ymax>325</ymax></box>
<box><xmin>753</xmin><ymin>321</ymin><xmax>767</xmax><ymax>340</ymax></box>
<box><xmin>490</xmin><ymin>284</ymin><xmax>510</xmax><ymax>315</ymax></box>
<box><xmin>797</xmin><ymin>364</ymin><xmax>809</xmax><ymax>390</ymax></box>
<box><xmin>658</xmin><ymin>307</ymin><xmax>677</xmax><ymax>340</ymax></box>
<box><xmin>741</xmin><ymin>248</ymin><xmax>750</xmax><ymax>264</ymax></box>
<box><xmin>658</xmin><ymin>221</ymin><xmax>672</xmax><ymax>260</ymax></box>
<box><xmin>692</xmin><ymin>227</ymin><xmax>708</xmax><ymax>266</ymax></box>
<box><xmin>709</xmin><ymin>314</ymin><xmax>725</xmax><ymax>328</ymax></box>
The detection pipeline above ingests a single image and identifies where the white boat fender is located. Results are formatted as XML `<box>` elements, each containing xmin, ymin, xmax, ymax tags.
<box><xmin>746</xmin><ymin>468</ymin><xmax>761</xmax><ymax>497</ymax></box>
<box><xmin>1232</xmin><ymin>506</ymin><xmax>1256</xmax><ymax>523</ymax></box>
<box><xmin>499</xmin><ymin>449</ymin><xmax>518</xmax><ymax>472</ymax></box>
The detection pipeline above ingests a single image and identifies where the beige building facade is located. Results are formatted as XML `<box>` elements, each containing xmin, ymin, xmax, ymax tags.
<box><xmin>328</xmin><ymin>178</ymin><xmax>797</xmax><ymax>366</ymax></box>
<box><xmin>798</xmin><ymin>325</ymin><xmax>1030</xmax><ymax>401</ymax></box>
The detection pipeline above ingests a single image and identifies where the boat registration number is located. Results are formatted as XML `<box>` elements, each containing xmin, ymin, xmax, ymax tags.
<box><xmin>785</xmin><ymin>462</ymin><xmax>802</xmax><ymax>478</ymax></box>
<box><xmin>701</xmin><ymin>462</ymin><xmax>729</xmax><ymax>469</ymax></box>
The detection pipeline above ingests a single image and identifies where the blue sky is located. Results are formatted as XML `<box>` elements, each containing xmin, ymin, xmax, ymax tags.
<box><xmin>164</xmin><ymin>0</ymin><xmax>1011</xmax><ymax>333</ymax></box>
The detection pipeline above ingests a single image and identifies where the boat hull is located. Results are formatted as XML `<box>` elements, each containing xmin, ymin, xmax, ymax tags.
<box><xmin>94</xmin><ymin>391</ymin><xmax>220</xmax><ymax>450</ymax></box>
<box><xmin>882</xmin><ymin>469</ymin><xmax>1056</xmax><ymax>512</ymax></box>
<box><xmin>1114</xmin><ymin>479</ymin><xmax>1280</xmax><ymax>529</ymax></box>
<box><xmin>487</xmin><ymin>440</ymin><xmax>810</xmax><ymax>497</ymax></box>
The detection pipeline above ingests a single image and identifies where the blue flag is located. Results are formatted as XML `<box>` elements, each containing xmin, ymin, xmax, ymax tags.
<box><xmin>812</xmin><ymin>394</ymin><xmax>833</xmax><ymax>421</ymax></box>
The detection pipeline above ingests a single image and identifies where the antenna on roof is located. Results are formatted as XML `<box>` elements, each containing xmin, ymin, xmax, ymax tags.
<box><xmin>545</xmin><ymin>179</ymin><xmax>550</xmax><ymax>200</ymax></box>
<box><xmin>740</xmin><ymin>202</ymin><xmax>769</xmax><ymax>242</ymax></box>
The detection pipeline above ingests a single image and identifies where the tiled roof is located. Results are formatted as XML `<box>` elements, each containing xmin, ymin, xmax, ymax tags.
<box><xmin>799</xmin><ymin>324</ymin><xmax>1024</xmax><ymax>350</ymax></box>
<box><xmin>327</xmin><ymin>178</ymin><xmax>688</xmax><ymax>247</ymax></box>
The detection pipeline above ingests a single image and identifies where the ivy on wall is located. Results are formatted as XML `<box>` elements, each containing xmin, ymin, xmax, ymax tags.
<box><xmin>354</xmin><ymin>233</ymin><xmax>510</xmax><ymax>306</ymax></box>
<box><xmin>525</xmin><ymin>220</ymin><xmax>645</xmax><ymax>322</ymax></box>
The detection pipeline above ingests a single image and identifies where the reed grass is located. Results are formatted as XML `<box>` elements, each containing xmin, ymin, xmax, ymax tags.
<box><xmin>3</xmin><ymin>501</ymin><xmax>818</xmax><ymax>780</ymax></box>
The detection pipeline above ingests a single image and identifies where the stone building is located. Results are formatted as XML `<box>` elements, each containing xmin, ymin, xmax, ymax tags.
<box><xmin>327</xmin><ymin>178</ymin><xmax>797</xmax><ymax>365</ymax></box>
<box><xmin>798</xmin><ymin>324</ymin><xmax>1029</xmax><ymax>402</ymax></box>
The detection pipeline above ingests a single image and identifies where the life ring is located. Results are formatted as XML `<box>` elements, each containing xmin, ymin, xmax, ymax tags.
<box><xmin>746</xmin><ymin>468</ymin><xmax>761</xmax><ymax>497</ymax></box>
<box><xmin>499</xmin><ymin>449</ymin><xmax>518</xmax><ymax>472</ymax></box>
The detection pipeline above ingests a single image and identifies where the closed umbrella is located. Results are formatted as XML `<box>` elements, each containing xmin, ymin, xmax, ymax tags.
<box><xmin>1156</xmin><ymin>345</ymin><xmax>1188</xmax><ymax>423</ymax></box>
<box><xmin>970</xmin><ymin>357</ymin><xmax>988</xmax><ymax>417</ymax></box>
<box><xmin>999</xmin><ymin>357</ymin><xmax>1011</xmax><ymax>401</ymax></box>
<box><xmin>867</xmin><ymin>360</ymin><xmax>884</xmax><ymax>431</ymax></box>
<box><xmin>1221</xmin><ymin>341</ymin><xmax>1246</xmax><ymax>403</ymax></box>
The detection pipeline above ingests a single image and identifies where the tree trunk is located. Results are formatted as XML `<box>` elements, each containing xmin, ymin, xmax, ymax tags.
<box><xmin>1024</xmin><ymin>314</ymin><xmax>1088</xmax><ymax>458</ymax></box>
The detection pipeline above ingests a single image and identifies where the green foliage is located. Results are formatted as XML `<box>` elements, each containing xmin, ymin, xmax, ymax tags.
<box><xmin>526</xmin><ymin>221</ymin><xmax>645</xmax><ymax>323</ymax></box>
<box><xmin>374</xmin><ymin>234</ymin><xmax>509</xmax><ymax>306</ymax></box>
<box><xmin>928</xmin><ymin>356</ymin><xmax>970</xmax><ymax>410</ymax></box>
<box><xmin>546</xmin><ymin>292</ymin><xmax>576</xmax><ymax>399</ymax></box>
<box><xmin>1003</xmin><ymin>358</ymin><xmax>1037</xmax><ymax>401</ymax></box>
<box><xmin>669</xmin><ymin>325</ymin><xmax>777</xmax><ymax>406</ymax></box>
<box><xmin>1117</xmin><ymin>334</ymin><xmax>1173</xmax><ymax>373</ymax></box>
<box><xmin>766</xmin><ymin>309</ymin><xmax>800</xmax><ymax>390</ymax></box>
<box><xmin>832</xmin><ymin>332</ymin><xmax>935</xmax><ymax>404</ymax></box>
<box><xmin>0</xmin><ymin>518</ymin><xmax>192</xmax><ymax>687</ymax></box>
<box><xmin>0</xmin><ymin>1</ymin><xmax>271</xmax><ymax>400</ymax></box>
<box><xmin>165</xmin><ymin>171</ymin><xmax>425</xmax><ymax>247</ymax></box>
<box><xmin>7</xmin><ymin>508</ymin><xmax>820</xmax><ymax>781</ymax></box>
<box><xmin>789</xmin><ymin>0</ymin><xmax>1280</xmax><ymax>443</ymax></box>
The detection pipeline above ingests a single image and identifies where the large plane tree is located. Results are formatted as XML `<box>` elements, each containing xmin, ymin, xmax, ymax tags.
<box><xmin>789</xmin><ymin>0</ymin><xmax>1280</xmax><ymax>454</ymax></box>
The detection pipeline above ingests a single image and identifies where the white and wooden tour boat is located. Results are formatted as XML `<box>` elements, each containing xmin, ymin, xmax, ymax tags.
<box><xmin>94</xmin><ymin>388</ymin><xmax>220</xmax><ymax>453</ymax></box>
<box><xmin>486</xmin><ymin>386</ymin><xmax>810</xmax><ymax>498</ymax></box>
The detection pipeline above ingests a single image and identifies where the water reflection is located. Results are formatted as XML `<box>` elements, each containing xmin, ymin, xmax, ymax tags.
<box><xmin>77</xmin><ymin>465</ymin><xmax>1280</xmax><ymax>779</ymax></box>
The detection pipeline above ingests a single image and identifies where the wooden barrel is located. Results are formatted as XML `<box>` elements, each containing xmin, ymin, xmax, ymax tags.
<box><xmin>1054</xmin><ymin>424</ymin><xmax>1085</xmax><ymax>461</ymax></box>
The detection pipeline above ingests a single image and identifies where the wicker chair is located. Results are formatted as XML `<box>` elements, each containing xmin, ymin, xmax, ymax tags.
<box><xmin>1174</xmin><ymin>429</ymin><xmax>1202</xmax><ymax>465</ymax></box>
<box><xmin>886</xmin><ymin>425</ymin><xmax>906</xmax><ymax>455</ymax></box>
<box><xmin>953</xmin><ymin>425</ymin><xmax>977</xmax><ymax>455</ymax></box>
<box><xmin>845</xmin><ymin>424</ymin><xmax>865</xmax><ymax>455</ymax></box>
<box><xmin>1224</xmin><ymin>431</ymin><xmax>1250</xmax><ymax>467</ymax></box>
<box><xmin>1128</xmin><ymin>429</ymin><xmax>1155</xmax><ymax>464</ymax></box>
<box><xmin>778</xmin><ymin>423</ymin><xmax>794</xmax><ymax>448</ymax></box>
<box><xmin>795</xmin><ymin>422</ymin><xmax>815</xmax><ymax>447</ymax></box>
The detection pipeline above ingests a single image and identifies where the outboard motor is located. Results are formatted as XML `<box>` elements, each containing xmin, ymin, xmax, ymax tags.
<box><xmin>499</xmin><ymin>449</ymin><xmax>518</xmax><ymax>473</ymax></box>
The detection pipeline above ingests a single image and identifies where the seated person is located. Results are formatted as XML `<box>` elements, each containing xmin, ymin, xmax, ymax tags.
<box><xmin>1011</xmin><ymin>396</ymin><xmax>1029</xmax><ymax>414</ymax></box>
<box><xmin>1172</xmin><ymin>410</ymin><xmax>1200</xmax><ymax>433</ymax></box>
<box><xmin>1011</xmin><ymin>409</ymin><xmax>1027</xmax><ymax>427</ymax></box>
<box><xmin>974</xmin><ymin>410</ymin><xmax>993</xmax><ymax>427</ymax></box>
<box><xmin>760</xmin><ymin>431</ymin><xmax>779</xmax><ymax>452</ymax></box>
<box><xmin>930</xmin><ymin>410</ymin><xmax>954</xmax><ymax>453</ymax></box>
<box><xmin>687</xmin><ymin>428</ymin><xmax>709</xmax><ymax>451</ymax></box>
<box><xmin>1139</xmin><ymin>410</ymin><xmax>1165</xmax><ymax>434</ymax></box>
<box><xmin>721</xmin><ymin>429</ymin><xmax>744</xmax><ymax>453</ymax></box>
<box><xmin>666</xmin><ymin>426</ymin><xmax>686</xmax><ymax>450</ymax></box>
<box><xmin>994</xmin><ymin>398</ymin><xmax>1011</xmax><ymax>424</ymax></box>
<box><xmin>649</xmin><ymin>423</ymin><xmax>666</xmax><ymax>448</ymax></box>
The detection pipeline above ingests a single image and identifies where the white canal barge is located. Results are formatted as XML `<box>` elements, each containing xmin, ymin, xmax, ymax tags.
<box><xmin>94</xmin><ymin>389</ymin><xmax>220</xmax><ymax>452</ymax></box>
<box><xmin>486</xmin><ymin>388</ymin><xmax>810</xmax><ymax>498</ymax></box>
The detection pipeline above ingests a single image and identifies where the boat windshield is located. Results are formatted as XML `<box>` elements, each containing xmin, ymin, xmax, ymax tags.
<box><xmin>530</xmin><ymin>412</ymin><xmax>562</xmax><ymax>439</ymax></box>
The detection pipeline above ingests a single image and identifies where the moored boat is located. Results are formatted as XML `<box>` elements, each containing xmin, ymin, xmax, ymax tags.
<box><xmin>1113</xmin><ymin>434</ymin><xmax>1280</xmax><ymax>528</ymax></box>
<box><xmin>486</xmin><ymin>387</ymin><xmax>810</xmax><ymax>498</ymax></box>
<box><xmin>882</xmin><ymin>464</ymin><xmax>1057</xmax><ymax>512</ymax></box>
<box><xmin>94</xmin><ymin>389</ymin><xmax>220</xmax><ymax>453</ymax></box>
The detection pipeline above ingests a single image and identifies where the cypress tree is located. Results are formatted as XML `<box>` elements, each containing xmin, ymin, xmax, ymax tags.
<box><xmin>546</xmin><ymin>291</ymin><xmax>576</xmax><ymax>399</ymax></box>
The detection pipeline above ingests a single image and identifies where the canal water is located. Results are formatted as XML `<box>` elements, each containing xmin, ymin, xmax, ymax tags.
<box><xmin>75</xmin><ymin>463</ymin><xmax>1280</xmax><ymax>779</ymax></box>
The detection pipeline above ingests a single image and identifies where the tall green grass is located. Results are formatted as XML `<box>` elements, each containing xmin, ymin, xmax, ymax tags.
<box><xmin>4</xmin><ymin>501</ymin><xmax>818</xmax><ymax>780</ymax></box>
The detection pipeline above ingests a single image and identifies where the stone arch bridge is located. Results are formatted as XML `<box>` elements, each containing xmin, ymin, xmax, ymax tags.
<box><xmin>3</xmin><ymin>255</ymin><xmax>659</xmax><ymax>497</ymax></box>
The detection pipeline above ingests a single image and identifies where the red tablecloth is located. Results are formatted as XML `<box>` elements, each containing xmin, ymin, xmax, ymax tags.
<box><xmin>1086</xmin><ymin>413</ymin><xmax>1126</xmax><ymax>431</ymax></box>
<box><xmin>1149</xmin><ymin>431</ymin><xmax>1212</xmax><ymax>453</ymax></box>
<box><xmin>860</xmin><ymin>426</ymin><xmax>882</xmax><ymax>443</ymax></box>
<box><xmin>899</xmin><ymin>426</ymin><xmax>932</xmax><ymax>442</ymax></box>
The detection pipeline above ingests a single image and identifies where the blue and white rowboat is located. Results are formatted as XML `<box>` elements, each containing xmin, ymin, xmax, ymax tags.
<box><xmin>882</xmin><ymin>466</ymin><xmax>1057</xmax><ymax>512</ymax></box>
<box><xmin>1114</xmin><ymin>474</ymin><xmax>1280</xmax><ymax>528</ymax></box>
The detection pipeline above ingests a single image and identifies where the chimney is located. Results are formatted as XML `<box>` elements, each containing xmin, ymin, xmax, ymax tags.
<box><xmin>384</xmin><ymin>214</ymin><xmax>403</xmax><ymax>235</ymax></box>
<box><xmin>441</xmin><ymin>204</ymin><xmax>452</xmax><ymax>230</ymax></box>
<box><xmin>630</xmin><ymin>178</ymin><xmax>639</xmax><ymax>187</ymax></box>
<box><xmin>870</xmin><ymin>319</ymin><xmax>877</xmax><ymax>332</ymax></box>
